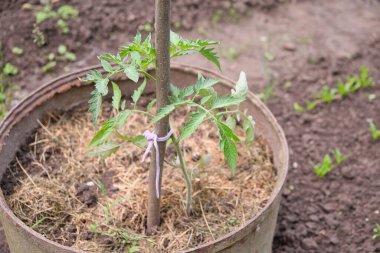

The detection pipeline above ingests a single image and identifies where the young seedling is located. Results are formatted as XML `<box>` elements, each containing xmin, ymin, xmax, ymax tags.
<box><xmin>42</xmin><ymin>45</ymin><xmax>76</xmax><ymax>73</ymax></box>
<box><xmin>28</xmin><ymin>2</ymin><xmax>78</xmax><ymax>46</ymax></box>
<box><xmin>313</xmin><ymin>154</ymin><xmax>334</xmax><ymax>177</ymax></box>
<box><xmin>82</xmin><ymin>29</ymin><xmax>254</xmax><ymax>232</ymax></box>
<box><xmin>313</xmin><ymin>148</ymin><xmax>345</xmax><ymax>177</ymax></box>
<box><xmin>11</xmin><ymin>47</ymin><xmax>23</xmax><ymax>56</ymax></box>
<box><xmin>295</xmin><ymin>67</ymin><xmax>375</xmax><ymax>111</ymax></box>
<box><xmin>2</xmin><ymin>63</ymin><xmax>18</xmax><ymax>76</ymax></box>
<box><xmin>369</xmin><ymin>122</ymin><xmax>380</xmax><ymax>140</ymax></box>
<box><xmin>373</xmin><ymin>224</ymin><xmax>380</xmax><ymax>239</ymax></box>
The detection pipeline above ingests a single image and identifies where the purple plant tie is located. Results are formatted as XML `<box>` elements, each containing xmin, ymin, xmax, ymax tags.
<box><xmin>142</xmin><ymin>129</ymin><xmax>173</xmax><ymax>198</ymax></box>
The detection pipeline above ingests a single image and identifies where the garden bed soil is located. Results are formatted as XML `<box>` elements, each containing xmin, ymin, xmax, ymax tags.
<box><xmin>1</xmin><ymin>0</ymin><xmax>380</xmax><ymax>252</ymax></box>
<box><xmin>2</xmin><ymin>104</ymin><xmax>277</xmax><ymax>252</ymax></box>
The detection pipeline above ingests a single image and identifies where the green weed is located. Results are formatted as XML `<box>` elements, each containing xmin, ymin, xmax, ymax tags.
<box><xmin>369</xmin><ymin>122</ymin><xmax>380</xmax><ymax>140</ymax></box>
<box><xmin>373</xmin><ymin>224</ymin><xmax>380</xmax><ymax>239</ymax></box>
<box><xmin>313</xmin><ymin>149</ymin><xmax>346</xmax><ymax>177</ymax></box>
<box><xmin>294</xmin><ymin>67</ymin><xmax>375</xmax><ymax>112</ymax></box>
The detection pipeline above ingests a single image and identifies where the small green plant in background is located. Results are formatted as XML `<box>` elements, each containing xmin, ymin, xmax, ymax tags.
<box><xmin>26</xmin><ymin>1</ymin><xmax>78</xmax><ymax>47</ymax></box>
<box><xmin>2</xmin><ymin>63</ymin><xmax>18</xmax><ymax>76</ymax></box>
<box><xmin>34</xmin><ymin>3</ymin><xmax>78</xmax><ymax>34</ymax></box>
<box><xmin>11</xmin><ymin>47</ymin><xmax>23</xmax><ymax>56</ymax></box>
<box><xmin>42</xmin><ymin>45</ymin><xmax>76</xmax><ymax>73</ymax></box>
<box><xmin>373</xmin><ymin>224</ymin><xmax>380</xmax><ymax>239</ymax></box>
<box><xmin>369</xmin><ymin>122</ymin><xmax>380</xmax><ymax>140</ymax></box>
<box><xmin>0</xmin><ymin>44</ymin><xmax>17</xmax><ymax>119</ymax></box>
<box><xmin>313</xmin><ymin>148</ymin><xmax>346</xmax><ymax>177</ymax></box>
<box><xmin>294</xmin><ymin>66</ymin><xmax>375</xmax><ymax>112</ymax></box>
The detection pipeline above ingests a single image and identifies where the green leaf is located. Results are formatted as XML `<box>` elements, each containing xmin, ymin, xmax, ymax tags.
<box><xmin>200</xmin><ymin>95</ymin><xmax>213</xmax><ymax>105</ymax></box>
<box><xmin>223</xmin><ymin>137</ymin><xmax>238</xmax><ymax>175</ymax></box>
<box><xmin>132</xmin><ymin>78</ymin><xmax>147</xmax><ymax>105</ymax></box>
<box><xmin>170</xmin><ymin>83</ymin><xmax>181</xmax><ymax>98</ymax></box>
<box><xmin>243</xmin><ymin>115</ymin><xmax>255</xmax><ymax>144</ymax></box>
<box><xmin>124</xmin><ymin>65</ymin><xmax>139</xmax><ymax>83</ymax></box>
<box><xmin>88</xmin><ymin>90</ymin><xmax>102</xmax><ymax>126</ymax></box>
<box><xmin>58</xmin><ymin>45</ymin><xmax>67</xmax><ymax>55</ymax></box>
<box><xmin>200</xmin><ymin>47</ymin><xmax>221</xmax><ymax>70</ymax></box>
<box><xmin>131</xmin><ymin>135</ymin><xmax>147</xmax><ymax>148</ymax></box>
<box><xmin>116</xmin><ymin>110</ymin><xmax>132</xmax><ymax>128</ymax></box>
<box><xmin>194</xmin><ymin>76</ymin><xmax>219</xmax><ymax>93</ymax></box>
<box><xmin>306</xmin><ymin>101</ymin><xmax>317</xmax><ymax>111</ymax></box>
<box><xmin>11</xmin><ymin>47</ymin><xmax>23</xmax><ymax>55</ymax></box>
<box><xmin>89</xmin><ymin>118</ymin><xmax>117</xmax><ymax>147</ymax></box>
<box><xmin>3</xmin><ymin>63</ymin><xmax>18</xmax><ymax>76</ymax></box>
<box><xmin>225</xmin><ymin>116</ymin><xmax>236</xmax><ymax>130</ymax></box>
<box><xmin>181</xmin><ymin>86</ymin><xmax>195</xmax><ymax>97</ymax></box>
<box><xmin>231</xmin><ymin>71</ymin><xmax>248</xmax><ymax>99</ymax></box>
<box><xmin>293</xmin><ymin>103</ymin><xmax>304</xmax><ymax>113</ymax></box>
<box><xmin>42</xmin><ymin>61</ymin><xmax>56</xmax><ymax>73</ymax></box>
<box><xmin>81</xmin><ymin>69</ymin><xmax>102</xmax><ymax>82</ymax></box>
<box><xmin>121</xmin><ymin>100</ymin><xmax>127</xmax><ymax>110</ymax></box>
<box><xmin>211</xmin><ymin>96</ymin><xmax>245</xmax><ymax>109</ymax></box>
<box><xmin>95</xmin><ymin>78</ymin><xmax>109</xmax><ymax>96</ymax></box>
<box><xmin>153</xmin><ymin>104</ymin><xmax>175</xmax><ymax>122</ymax></box>
<box><xmin>179</xmin><ymin>111</ymin><xmax>207</xmax><ymax>141</ymax></box>
<box><xmin>101</xmin><ymin>60</ymin><xmax>113</xmax><ymax>72</ymax></box>
<box><xmin>112</xmin><ymin>82</ymin><xmax>121</xmax><ymax>110</ymax></box>
<box><xmin>147</xmin><ymin>99</ymin><xmax>156</xmax><ymax>111</ymax></box>
<box><xmin>57</xmin><ymin>5</ymin><xmax>78</xmax><ymax>19</ymax></box>
<box><xmin>99</xmin><ymin>54</ymin><xmax>123</xmax><ymax>65</ymax></box>
<box><xmin>87</xmin><ymin>142</ymin><xmax>120</xmax><ymax>158</ymax></box>
<box><xmin>218</xmin><ymin>122</ymin><xmax>240</xmax><ymax>142</ymax></box>
<box><xmin>313</xmin><ymin>154</ymin><xmax>334</xmax><ymax>177</ymax></box>
<box><xmin>170</xmin><ymin>31</ymin><xmax>181</xmax><ymax>46</ymax></box>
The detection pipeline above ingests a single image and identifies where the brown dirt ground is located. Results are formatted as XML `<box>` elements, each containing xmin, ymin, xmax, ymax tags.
<box><xmin>1</xmin><ymin>0</ymin><xmax>380</xmax><ymax>252</ymax></box>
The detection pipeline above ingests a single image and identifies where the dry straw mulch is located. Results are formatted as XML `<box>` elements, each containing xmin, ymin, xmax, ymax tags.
<box><xmin>3</xmin><ymin>103</ymin><xmax>276</xmax><ymax>252</ymax></box>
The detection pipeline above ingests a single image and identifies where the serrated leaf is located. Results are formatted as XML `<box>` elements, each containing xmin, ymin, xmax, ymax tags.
<box><xmin>131</xmin><ymin>135</ymin><xmax>147</xmax><ymax>148</ymax></box>
<box><xmin>130</xmin><ymin>51</ymin><xmax>141</xmax><ymax>65</ymax></box>
<box><xmin>116</xmin><ymin>110</ymin><xmax>132</xmax><ymax>128</ymax></box>
<box><xmin>88</xmin><ymin>90</ymin><xmax>102</xmax><ymax>126</ymax></box>
<box><xmin>179</xmin><ymin>111</ymin><xmax>207</xmax><ymax>141</ymax></box>
<box><xmin>218</xmin><ymin>122</ymin><xmax>240</xmax><ymax>142</ymax></box>
<box><xmin>222</xmin><ymin>138</ymin><xmax>238</xmax><ymax>175</ymax></box>
<box><xmin>231</xmin><ymin>72</ymin><xmax>248</xmax><ymax>99</ymax></box>
<box><xmin>170</xmin><ymin>31</ymin><xmax>181</xmax><ymax>46</ymax></box>
<box><xmin>99</xmin><ymin>54</ymin><xmax>122</xmax><ymax>65</ymax></box>
<box><xmin>200</xmin><ymin>95</ymin><xmax>213</xmax><ymax>105</ymax></box>
<box><xmin>112</xmin><ymin>82</ymin><xmax>121</xmax><ymax>110</ymax></box>
<box><xmin>194</xmin><ymin>76</ymin><xmax>219</xmax><ymax>93</ymax></box>
<box><xmin>200</xmin><ymin>47</ymin><xmax>221</xmax><ymax>70</ymax></box>
<box><xmin>101</xmin><ymin>60</ymin><xmax>113</xmax><ymax>72</ymax></box>
<box><xmin>147</xmin><ymin>99</ymin><xmax>156</xmax><ymax>111</ymax></box>
<box><xmin>132</xmin><ymin>78</ymin><xmax>147</xmax><ymax>104</ymax></box>
<box><xmin>89</xmin><ymin>118</ymin><xmax>117</xmax><ymax>147</ymax></box>
<box><xmin>226</xmin><ymin>116</ymin><xmax>236</xmax><ymax>130</ymax></box>
<box><xmin>243</xmin><ymin>115</ymin><xmax>255</xmax><ymax>144</ymax></box>
<box><xmin>124</xmin><ymin>65</ymin><xmax>139</xmax><ymax>83</ymax></box>
<box><xmin>211</xmin><ymin>96</ymin><xmax>245</xmax><ymax>109</ymax></box>
<box><xmin>95</xmin><ymin>78</ymin><xmax>109</xmax><ymax>96</ymax></box>
<box><xmin>121</xmin><ymin>100</ymin><xmax>127</xmax><ymax>110</ymax></box>
<box><xmin>87</xmin><ymin>142</ymin><xmax>120</xmax><ymax>158</ymax></box>
<box><xmin>170</xmin><ymin>83</ymin><xmax>181</xmax><ymax>98</ymax></box>
<box><xmin>153</xmin><ymin>104</ymin><xmax>175</xmax><ymax>122</ymax></box>
<box><xmin>81</xmin><ymin>69</ymin><xmax>102</xmax><ymax>82</ymax></box>
<box><xmin>181</xmin><ymin>86</ymin><xmax>194</xmax><ymax>97</ymax></box>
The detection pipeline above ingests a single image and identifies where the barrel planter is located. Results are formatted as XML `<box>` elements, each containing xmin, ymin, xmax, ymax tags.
<box><xmin>0</xmin><ymin>63</ymin><xmax>288</xmax><ymax>253</ymax></box>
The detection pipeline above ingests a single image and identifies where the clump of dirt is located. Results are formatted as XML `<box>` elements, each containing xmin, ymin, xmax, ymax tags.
<box><xmin>2</xmin><ymin>101</ymin><xmax>277</xmax><ymax>252</ymax></box>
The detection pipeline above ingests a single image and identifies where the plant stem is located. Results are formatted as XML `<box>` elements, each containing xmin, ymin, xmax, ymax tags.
<box><xmin>147</xmin><ymin>0</ymin><xmax>171</xmax><ymax>234</ymax></box>
<box><xmin>171</xmin><ymin>134</ymin><xmax>193</xmax><ymax>216</ymax></box>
